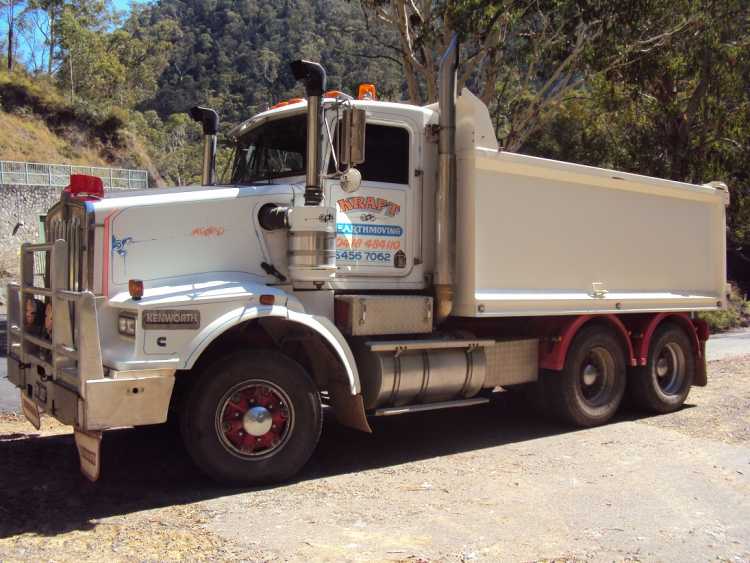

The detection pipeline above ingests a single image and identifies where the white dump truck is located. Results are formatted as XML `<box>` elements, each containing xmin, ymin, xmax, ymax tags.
<box><xmin>6</xmin><ymin>38</ymin><xmax>729</xmax><ymax>483</ymax></box>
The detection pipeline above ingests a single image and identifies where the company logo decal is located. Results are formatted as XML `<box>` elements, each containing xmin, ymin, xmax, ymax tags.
<box><xmin>112</xmin><ymin>235</ymin><xmax>134</xmax><ymax>257</ymax></box>
<box><xmin>337</xmin><ymin>197</ymin><xmax>401</xmax><ymax>217</ymax></box>
<box><xmin>191</xmin><ymin>226</ymin><xmax>225</xmax><ymax>237</ymax></box>
<box><xmin>335</xmin><ymin>192</ymin><xmax>405</xmax><ymax>267</ymax></box>
<box><xmin>142</xmin><ymin>309</ymin><xmax>201</xmax><ymax>330</ymax></box>
<box><xmin>336</xmin><ymin>224</ymin><xmax>403</xmax><ymax>237</ymax></box>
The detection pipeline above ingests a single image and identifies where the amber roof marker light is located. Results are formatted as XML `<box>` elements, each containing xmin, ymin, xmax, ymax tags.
<box><xmin>356</xmin><ymin>83</ymin><xmax>377</xmax><ymax>100</ymax></box>
<box><xmin>129</xmin><ymin>279</ymin><xmax>144</xmax><ymax>301</ymax></box>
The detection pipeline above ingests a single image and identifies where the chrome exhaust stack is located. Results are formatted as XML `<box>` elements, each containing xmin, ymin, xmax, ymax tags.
<box><xmin>286</xmin><ymin>60</ymin><xmax>336</xmax><ymax>285</ymax></box>
<box><xmin>290</xmin><ymin>60</ymin><xmax>327</xmax><ymax>206</ymax></box>
<box><xmin>188</xmin><ymin>106</ymin><xmax>219</xmax><ymax>185</ymax></box>
<box><xmin>435</xmin><ymin>34</ymin><xmax>459</xmax><ymax>323</ymax></box>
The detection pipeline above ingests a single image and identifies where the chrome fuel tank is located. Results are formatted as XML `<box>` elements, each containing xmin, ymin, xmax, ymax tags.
<box><xmin>355</xmin><ymin>339</ymin><xmax>494</xmax><ymax>410</ymax></box>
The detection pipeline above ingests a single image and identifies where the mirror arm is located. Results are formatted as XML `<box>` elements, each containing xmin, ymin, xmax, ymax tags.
<box><xmin>324</xmin><ymin>115</ymin><xmax>339</xmax><ymax>173</ymax></box>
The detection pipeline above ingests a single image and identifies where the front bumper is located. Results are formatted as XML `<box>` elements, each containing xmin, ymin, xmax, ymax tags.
<box><xmin>6</xmin><ymin>240</ymin><xmax>175</xmax><ymax>430</ymax></box>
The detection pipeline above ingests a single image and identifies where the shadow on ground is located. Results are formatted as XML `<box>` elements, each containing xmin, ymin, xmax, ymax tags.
<box><xmin>0</xmin><ymin>392</ymin><xmax>664</xmax><ymax>539</ymax></box>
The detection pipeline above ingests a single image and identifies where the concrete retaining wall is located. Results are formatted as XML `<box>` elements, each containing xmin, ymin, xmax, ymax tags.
<box><xmin>0</xmin><ymin>185</ymin><xmax>136</xmax><ymax>278</ymax></box>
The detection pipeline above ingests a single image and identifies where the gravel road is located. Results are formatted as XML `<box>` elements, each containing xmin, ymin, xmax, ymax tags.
<box><xmin>1</xmin><ymin>353</ymin><xmax>749</xmax><ymax>562</ymax></box>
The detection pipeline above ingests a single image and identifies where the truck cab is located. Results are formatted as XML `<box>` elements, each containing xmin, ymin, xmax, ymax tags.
<box><xmin>229</xmin><ymin>96</ymin><xmax>434</xmax><ymax>290</ymax></box>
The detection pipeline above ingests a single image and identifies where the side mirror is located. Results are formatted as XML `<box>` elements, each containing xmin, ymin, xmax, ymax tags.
<box><xmin>340</xmin><ymin>107</ymin><xmax>366</xmax><ymax>167</ymax></box>
<box><xmin>340</xmin><ymin>168</ymin><xmax>361</xmax><ymax>193</ymax></box>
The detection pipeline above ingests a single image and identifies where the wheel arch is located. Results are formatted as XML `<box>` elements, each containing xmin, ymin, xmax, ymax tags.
<box><xmin>176</xmin><ymin>306</ymin><xmax>371</xmax><ymax>433</ymax></box>
<box><xmin>623</xmin><ymin>312</ymin><xmax>707</xmax><ymax>386</ymax></box>
<box><xmin>539</xmin><ymin>314</ymin><xmax>637</xmax><ymax>372</ymax></box>
<box><xmin>184</xmin><ymin>306</ymin><xmax>361</xmax><ymax>395</ymax></box>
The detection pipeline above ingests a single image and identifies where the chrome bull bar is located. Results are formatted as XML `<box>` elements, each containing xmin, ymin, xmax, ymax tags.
<box><xmin>6</xmin><ymin>239</ymin><xmax>103</xmax><ymax>424</ymax></box>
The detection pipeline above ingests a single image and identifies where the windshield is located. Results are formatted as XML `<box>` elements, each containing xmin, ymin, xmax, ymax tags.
<box><xmin>231</xmin><ymin>114</ymin><xmax>307</xmax><ymax>184</ymax></box>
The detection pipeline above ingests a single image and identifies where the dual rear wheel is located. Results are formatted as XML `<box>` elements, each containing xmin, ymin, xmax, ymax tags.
<box><xmin>544</xmin><ymin>322</ymin><xmax>695</xmax><ymax>427</ymax></box>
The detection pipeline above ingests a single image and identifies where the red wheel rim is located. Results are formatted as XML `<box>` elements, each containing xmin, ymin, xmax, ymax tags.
<box><xmin>215</xmin><ymin>380</ymin><xmax>294</xmax><ymax>459</ymax></box>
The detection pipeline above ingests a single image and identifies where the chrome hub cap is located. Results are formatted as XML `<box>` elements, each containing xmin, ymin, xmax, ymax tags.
<box><xmin>579</xmin><ymin>347</ymin><xmax>616</xmax><ymax>407</ymax></box>
<box><xmin>582</xmin><ymin>364</ymin><xmax>600</xmax><ymax>386</ymax></box>
<box><xmin>653</xmin><ymin>342</ymin><xmax>686</xmax><ymax>396</ymax></box>
<box><xmin>243</xmin><ymin>406</ymin><xmax>273</xmax><ymax>436</ymax></box>
<box><xmin>655</xmin><ymin>357</ymin><xmax>670</xmax><ymax>378</ymax></box>
<box><xmin>215</xmin><ymin>381</ymin><xmax>294</xmax><ymax>459</ymax></box>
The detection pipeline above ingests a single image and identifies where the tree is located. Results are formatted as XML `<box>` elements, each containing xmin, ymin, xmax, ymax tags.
<box><xmin>133</xmin><ymin>0</ymin><xmax>405</xmax><ymax>123</ymax></box>
<box><xmin>57</xmin><ymin>1</ymin><xmax>124</xmax><ymax>103</ymax></box>
<box><xmin>361</xmin><ymin>0</ymin><xmax>695</xmax><ymax>151</ymax></box>
<box><xmin>1</xmin><ymin>0</ymin><xmax>26</xmax><ymax>71</ymax></box>
<box><xmin>521</xmin><ymin>0</ymin><xmax>750</xmax><ymax>277</ymax></box>
<box><xmin>24</xmin><ymin>0</ymin><xmax>63</xmax><ymax>74</ymax></box>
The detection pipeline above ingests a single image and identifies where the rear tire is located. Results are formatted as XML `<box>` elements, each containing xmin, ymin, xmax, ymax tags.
<box><xmin>629</xmin><ymin>323</ymin><xmax>694</xmax><ymax>413</ymax></box>
<box><xmin>547</xmin><ymin>325</ymin><xmax>627</xmax><ymax>427</ymax></box>
<box><xmin>180</xmin><ymin>350</ymin><xmax>322</xmax><ymax>485</ymax></box>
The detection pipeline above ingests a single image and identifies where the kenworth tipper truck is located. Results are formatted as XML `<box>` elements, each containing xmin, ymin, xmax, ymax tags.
<box><xmin>6</xmin><ymin>38</ymin><xmax>729</xmax><ymax>483</ymax></box>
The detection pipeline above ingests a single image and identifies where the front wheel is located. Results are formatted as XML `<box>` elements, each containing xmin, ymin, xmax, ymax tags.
<box><xmin>181</xmin><ymin>350</ymin><xmax>322</xmax><ymax>485</ymax></box>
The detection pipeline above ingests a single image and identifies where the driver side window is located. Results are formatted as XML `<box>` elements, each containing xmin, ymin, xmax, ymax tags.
<box><xmin>330</xmin><ymin>123</ymin><xmax>410</xmax><ymax>184</ymax></box>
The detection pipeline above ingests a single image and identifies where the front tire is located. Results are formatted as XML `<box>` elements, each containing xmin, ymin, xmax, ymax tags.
<box><xmin>547</xmin><ymin>325</ymin><xmax>627</xmax><ymax>427</ymax></box>
<box><xmin>629</xmin><ymin>323</ymin><xmax>695</xmax><ymax>414</ymax></box>
<box><xmin>181</xmin><ymin>350</ymin><xmax>322</xmax><ymax>485</ymax></box>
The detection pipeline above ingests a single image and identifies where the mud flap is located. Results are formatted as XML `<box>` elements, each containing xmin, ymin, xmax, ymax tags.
<box><xmin>20</xmin><ymin>393</ymin><xmax>41</xmax><ymax>430</ymax></box>
<box><xmin>694</xmin><ymin>340</ymin><xmax>708</xmax><ymax>387</ymax></box>
<box><xmin>74</xmin><ymin>429</ymin><xmax>103</xmax><ymax>482</ymax></box>
<box><xmin>328</xmin><ymin>380</ymin><xmax>372</xmax><ymax>433</ymax></box>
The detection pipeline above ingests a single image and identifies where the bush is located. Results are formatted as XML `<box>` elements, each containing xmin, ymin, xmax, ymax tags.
<box><xmin>699</xmin><ymin>284</ymin><xmax>750</xmax><ymax>333</ymax></box>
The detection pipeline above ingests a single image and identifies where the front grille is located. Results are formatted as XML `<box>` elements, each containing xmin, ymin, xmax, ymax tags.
<box><xmin>45</xmin><ymin>200</ymin><xmax>89</xmax><ymax>291</ymax></box>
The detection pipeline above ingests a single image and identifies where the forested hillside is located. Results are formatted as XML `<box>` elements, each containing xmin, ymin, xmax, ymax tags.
<box><xmin>0</xmin><ymin>0</ymin><xmax>748</xmax><ymax>295</ymax></box>
<box><xmin>134</xmin><ymin>0</ymin><xmax>404</xmax><ymax>122</ymax></box>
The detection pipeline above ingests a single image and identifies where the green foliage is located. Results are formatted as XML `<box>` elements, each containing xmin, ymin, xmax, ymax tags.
<box><xmin>523</xmin><ymin>0</ymin><xmax>750</xmax><ymax>261</ymax></box>
<box><xmin>55</xmin><ymin>0</ymin><xmax>179</xmax><ymax>110</ymax></box>
<box><xmin>127</xmin><ymin>108</ymin><xmax>203</xmax><ymax>184</ymax></box>
<box><xmin>133</xmin><ymin>0</ymin><xmax>404</xmax><ymax>123</ymax></box>
<box><xmin>699</xmin><ymin>285</ymin><xmax>750</xmax><ymax>333</ymax></box>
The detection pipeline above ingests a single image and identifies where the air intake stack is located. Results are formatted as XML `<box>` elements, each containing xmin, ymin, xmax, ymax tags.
<box><xmin>188</xmin><ymin>106</ymin><xmax>219</xmax><ymax>186</ymax></box>
<box><xmin>434</xmin><ymin>35</ymin><xmax>459</xmax><ymax>322</ymax></box>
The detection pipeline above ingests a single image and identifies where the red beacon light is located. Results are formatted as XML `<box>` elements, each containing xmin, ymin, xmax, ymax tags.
<box><xmin>64</xmin><ymin>174</ymin><xmax>104</xmax><ymax>201</ymax></box>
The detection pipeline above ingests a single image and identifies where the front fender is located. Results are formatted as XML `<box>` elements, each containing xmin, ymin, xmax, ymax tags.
<box><xmin>183</xmin><ymin>298</ymin><xmax>361</xmax><ymax>396</ymax></box>
<box><xmin>105</xmin><ymin>275</ymin><xmax>361</xmax><ymax>396</ymax></box>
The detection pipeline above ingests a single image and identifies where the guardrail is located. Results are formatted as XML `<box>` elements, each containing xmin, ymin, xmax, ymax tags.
<box><xmin>0</xmin><ymin>160</ymin><xmax>149</xmax><ymax>190</ymax></box>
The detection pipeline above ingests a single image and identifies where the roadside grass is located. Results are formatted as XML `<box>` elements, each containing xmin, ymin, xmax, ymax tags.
<box><xmin>0</xmin><ymin>70</ymin><xmax>161</xmax><ymax>178</ymax></box>
<box><xmin>0</xmin><ymin>111</ymin><xmax>107</xmax><ymax>165</ymax></box>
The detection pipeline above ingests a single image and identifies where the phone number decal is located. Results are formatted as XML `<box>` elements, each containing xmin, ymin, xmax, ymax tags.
<box><xmin>336</xmin><ymin>251</ymin><xmax>393</xmax><ymax>263</ymax></box>
<box><xmin>336</xmin><ymin>237</ymin><xmax>401</xmax><ymax>250</ymax></box>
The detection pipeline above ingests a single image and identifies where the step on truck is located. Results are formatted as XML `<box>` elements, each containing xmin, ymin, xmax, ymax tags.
<box><xmin>6</xmin><ymin>37</ymin><xmax>729</xmax><ymax>483</ymax></box>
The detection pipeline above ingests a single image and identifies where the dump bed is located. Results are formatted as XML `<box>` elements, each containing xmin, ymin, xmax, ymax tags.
<box><xmin>452</xmin><ymin>90</ymin><xmax>728</xmax><ymax>318</ymax></box>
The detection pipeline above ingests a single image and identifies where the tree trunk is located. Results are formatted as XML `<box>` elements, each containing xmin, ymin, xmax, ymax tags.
<box><xmin>48</xmin><ymin>7</ymin><xmax>54</xmax><ymax>74</ymax></box>
<box><xmin>7</xmin><ymin>20</ymin><xmax>13</xmax><ymax>71</ymax></box>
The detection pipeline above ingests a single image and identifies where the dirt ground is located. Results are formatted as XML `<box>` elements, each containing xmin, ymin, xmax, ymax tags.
<box><xmin>1</xmin><ymin>356</ymin><xmax>749</xmax><ymax>562</ymax></box>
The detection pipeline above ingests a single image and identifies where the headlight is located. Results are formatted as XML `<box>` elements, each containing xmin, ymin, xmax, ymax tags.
<box><xmin>118</xmin><ymin>313</ymin><xmax>137</xmax><ymax>337</ymax></box>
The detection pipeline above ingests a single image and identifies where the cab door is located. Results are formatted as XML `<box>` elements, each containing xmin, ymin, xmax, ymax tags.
<box><xmin>330</xmin><ymin>117</ymin><xmax>419</xmax><ymax>278</ymax></box>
